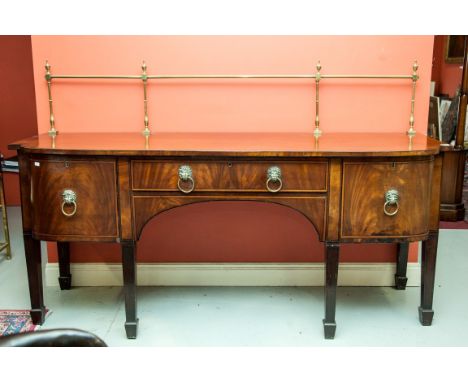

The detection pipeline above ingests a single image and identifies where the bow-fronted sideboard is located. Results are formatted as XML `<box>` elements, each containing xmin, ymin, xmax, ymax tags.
<box><xmin>9</xmin><ymin>132</ymin><xmax>441</xmax><ymax>339</ymax></box>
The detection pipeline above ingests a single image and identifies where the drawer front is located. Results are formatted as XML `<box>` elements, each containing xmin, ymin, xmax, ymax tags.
<box><xmin>132</xmin><ymin>160</ymin><xmax>328</xmax><ymax>193</ymax></box>
<box><xmin>341</xmin><ymin>160</ymin><xmax>432</xmax><ymax>239</ymax></box>
<box><xmin>31</xmin><ymin>159</ymin><xmax>118</xmax><ymax>240</ymax></box>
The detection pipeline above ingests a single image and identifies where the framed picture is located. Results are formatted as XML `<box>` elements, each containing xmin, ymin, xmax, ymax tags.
<box><xmin>445</xmin><ymin>35</ymin><xmax>466</xmax><ymax>64</ymax></box>
<box><xmin>441</xmin><ymin>93</ymin><xmax>460</xmax><ymax>143</ymax></box>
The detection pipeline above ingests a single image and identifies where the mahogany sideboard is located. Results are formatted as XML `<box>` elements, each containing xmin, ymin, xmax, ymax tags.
<box><xmin>9</xmin><ymin>132</ymin><xmax>441</xmax><ymax>339</ymax></box>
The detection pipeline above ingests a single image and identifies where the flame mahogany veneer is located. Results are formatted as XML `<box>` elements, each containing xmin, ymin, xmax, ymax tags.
<box><xmin>10</xmin><ymin>132</ymin><xmax>442</xmax><ymax>340</ymax></box>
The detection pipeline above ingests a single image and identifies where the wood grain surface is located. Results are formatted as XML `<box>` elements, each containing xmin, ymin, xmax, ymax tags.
<box><xmin>132</xmin><ymin>159</ymin><xmax>328</xmax><ymax>192</ymax></box>
<box><xmin>341</xmin><ymin>159</ymin><xmax>432</xmax><ymax>238</ymax></box>
<box><xmin>9</xmin><ymin>132</ymin><xmax>440</xmax><ymax>157</ymax></box>
<box><xmin>30</xmin><ymin>159</ymin><xmax>119</xmax><ymax>241</ymax></box>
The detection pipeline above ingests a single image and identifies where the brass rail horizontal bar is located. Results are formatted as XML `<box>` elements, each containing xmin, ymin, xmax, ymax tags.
<box><xmin>51</xmin><ymin>75</ymin><xmax>142</xmax><ymax>79</ymax></box>
<box><xmin>50</xmin><ymin>74</ymin><xmax>413</xmax><ymax>80</ymax></box>
<box><xmin>149</xmin><ymin>74</ymin><xmax>315</xmax><ymax>79</ymax></box>
<box><xmin>151</xmin><ymin>74</ymin><xmax>413</xmax><ymax>79</ymax></box>
<box><xmin>321</xmin><ymin>74</ymin><xmax>412</xmax><ymax>79</ymax></box>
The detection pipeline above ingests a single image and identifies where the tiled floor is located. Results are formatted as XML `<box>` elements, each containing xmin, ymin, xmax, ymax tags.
<box><xmin>1</xmin><ymin>207</ymin><xmax>468</xmax><ymax>346</ymax></box>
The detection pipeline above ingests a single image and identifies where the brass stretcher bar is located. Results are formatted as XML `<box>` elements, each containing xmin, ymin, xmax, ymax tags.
<box><xmin>44</xmin><ymin>61</ymin><xmax>419</xmax><ymax>139</ymax></box>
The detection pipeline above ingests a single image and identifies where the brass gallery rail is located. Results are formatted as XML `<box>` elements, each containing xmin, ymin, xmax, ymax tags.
<box><xmin>44</xmin><ymin>60</ymin><xmax>419</xmax><ymax>139</ymax></box>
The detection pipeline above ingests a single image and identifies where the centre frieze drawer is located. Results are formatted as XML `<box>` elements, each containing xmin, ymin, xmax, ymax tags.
<box><xmin>131</xmin><ymin>160</ymin><xmax>328</xmax><ymax>193</ymax></box>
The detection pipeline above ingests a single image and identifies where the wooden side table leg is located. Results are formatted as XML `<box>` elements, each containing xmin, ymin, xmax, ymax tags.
<box><xmin>57</xmin><ymin>242</ymin><xmax>72</xmax><ymax>290</ymax></box>
<box><xmin>24</xmin><ymin>233</ymin><xmax>46</xmax><ymax>324</ymax></box>
<box><xmin>394</xmin><ymin>242</ymin><xmax>409</xmax><ymax>290</ymax></box>
<box><xmin>122</xmin><ymin>240</ymin><xmax>138</xmax><ymax>339</ymax></box>
<box><xmin>323</xmin><ymin>242</ymin><xmax>339</xmax><ymax>339</ymax></box>
<box><xmin>419</xmin><ymin>231</ymin><xmax>439</xmax><ymax>326</ymax></box>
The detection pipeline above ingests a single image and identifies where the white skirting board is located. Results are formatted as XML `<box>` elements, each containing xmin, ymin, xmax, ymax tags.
<box><xmin>45</xmin><ymin>262</ymin><xmax>421</xmax><ymax>287</ymax></box>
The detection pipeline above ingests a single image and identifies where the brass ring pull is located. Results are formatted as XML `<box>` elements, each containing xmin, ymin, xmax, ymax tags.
<box><xmin>383</xmin><ymin>189</ymin><xmax>399</xmax><ymax>216</ymax></box>
<box><xmin>61</xmin><ymin>189</ymin><xmax>77</xmax><ymax>217</ymax></box>
<box><xmin>266</xmin><ymin>166</ymin><xmax>282</xmax><ymax>193</ymax></box>
<box><xmin>178</xmin><ymin>165</ymin><xmax>195</xmax><ymax>194</ymax></box>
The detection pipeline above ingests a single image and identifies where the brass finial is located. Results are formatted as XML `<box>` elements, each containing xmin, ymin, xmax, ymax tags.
<box><xmin>45</xmin><ymin>60</ymin><xmax>51</xmax><ymax>81</ymax></box>
<box><xmin>315</xmin><ymin>61</ymin><xmax>322</xmax><ymax>81</ymax></box>
<box><xmin>142</xmin><ymin>61</ymin><xmax>147</xmax><ymax>76</ymax></box>
<box><xmin>412</xmin><ymin>60</ymin><xmax>419</xmax><ymax>81</ymax></box>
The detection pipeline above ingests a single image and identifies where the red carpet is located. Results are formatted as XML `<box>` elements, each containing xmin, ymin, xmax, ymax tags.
<box><xmin>0</xmin><ymin>309</ymin><xmax>50</xmax><ymax>336</ymax></box>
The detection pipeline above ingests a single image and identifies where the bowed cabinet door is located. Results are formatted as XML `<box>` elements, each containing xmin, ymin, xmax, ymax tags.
<box><xmin>30</xmin><ymin>158</ymin><xmax>119</xmax><ymax>242</ymax></box>
<box><xmin>340</xmin><ymin>158</ymin><xmax>433</xmax><ymax>241</ymax></box>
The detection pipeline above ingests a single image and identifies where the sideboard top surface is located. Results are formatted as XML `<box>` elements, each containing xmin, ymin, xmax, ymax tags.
<box><xmin>9</xmin><ymin>132</ymin><xmax>440</xmax><ymax>157</ymax></box>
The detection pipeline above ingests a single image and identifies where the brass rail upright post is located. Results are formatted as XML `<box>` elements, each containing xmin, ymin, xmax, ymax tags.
<box><xmin>45</xmin><ymin>61</ymin><xmax>57</xmax><ymax>137</ymax></box>
<box><xmin>141</xmin><ymin>61</ymin><xmax>151</xmax><ymax>137</ymax></box>
<box><xmin>407</xmin><ymin>61</ymin><xmax>419</xmax><ymax>137</ymax></box>
<box><xmin>314</xmin><ymin>61</ymin><xmax>322</xmax><ymax>138</ymax></box>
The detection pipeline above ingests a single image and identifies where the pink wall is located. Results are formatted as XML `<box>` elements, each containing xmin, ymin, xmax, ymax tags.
<box><xmin>30</xmin><ymin>36</ymin><xmax>434</xmax><ymax>264</ymax></box>
<box><xmin>0</xmin><ymin>36</ymin><xmax>38</xmax><ymax>206</ymax></box>
<box><xmin>32</xmin><ymin>36</ymin><xmax>433</xmax><ymax>134</ymax></box>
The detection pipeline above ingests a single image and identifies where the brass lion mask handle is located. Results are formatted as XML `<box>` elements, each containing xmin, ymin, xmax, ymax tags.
<box><xmin>61</xmin><ymin>189</ymin><xmax>77</xmax><ymax>217</ymax></box>
<box><xmin>266</xmin><ymin>166</ymin><xmax>282</xmax><ymax>193</ymax></box>
<box><xmin>178</xmin><ymin>165</ymin><xmax>195</xmax><ymax>194</ymax></box>
<box><xmin>383</xmin><ymin>189</ymin><xmax>399</xmax><ymax>216</ymax></box>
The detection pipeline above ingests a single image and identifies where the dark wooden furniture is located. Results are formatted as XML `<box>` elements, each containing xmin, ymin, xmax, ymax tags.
<box><xmin>440</xmin><ymin>36</ymin><xmax>468</xmax><ymax>221</ymax></box>
<box><xmin>10</xmin><ymin>132</ymin><xmax>441</xmax><ymax>339</ymax></box>
<box><xmin>0</xmin><ymin>329</ymin><xmax>107</xmax><ymax>347</ymax></box>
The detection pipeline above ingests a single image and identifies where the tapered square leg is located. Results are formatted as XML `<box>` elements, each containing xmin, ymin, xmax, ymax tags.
<box><xmin>418</xmin><ymin>231</ymin><xmax>438</xmax><ymax>326</ymax></box>
<box><xmin>323</xmin><ymin>242</ymin><xmax>339</xmax><ymax>339</ymax></box>
<box><xmin>24</xmin><ymin>233</ymin><xmax>46</xmax><ymax>325</ymax></box>
<box><xmin>125</xmin><ymin>320</ymin><xmax>139</xmax><ymax>339</ymax></box>
<box><xmin>418</xmin><ymin>307</ymin><xmax>434</xmax><ymax>326</ymax></box>
<box><xmin>57</xmin><ymin>242</ymin><xmax>72</xmax><ymax>290</ymax></box>
<box><xmin>394</xmin><ymin>242</ymin><xmax>409</xmax><ymax>290</ymax></box>
<box><xmin>30</xmin><ymin>308</ymin><xmax>46</xmax><ymax>324</ymax></box>
<box><xmin>323</xmin><ymin>320</ymin><xmax>337</xmax><ymax>339</ymax></box>
<box><xmin>122</xmin><ymin>240</ymin><xmax>138</xmax><ymax>339</ymax></box>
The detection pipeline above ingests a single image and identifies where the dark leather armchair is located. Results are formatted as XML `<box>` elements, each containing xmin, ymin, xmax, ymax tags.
<box><xmin>0</xmin><ymin>329</ymin><xmax>107</xmax><ymax>347</ymax></box>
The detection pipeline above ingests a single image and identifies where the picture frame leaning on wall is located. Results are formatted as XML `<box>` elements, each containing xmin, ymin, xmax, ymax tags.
<box><xmin>445</xmin><ymin>35</ymin><xmax>466</xmax><ymax>64</ymax></box>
